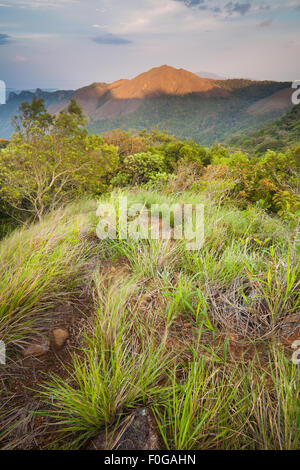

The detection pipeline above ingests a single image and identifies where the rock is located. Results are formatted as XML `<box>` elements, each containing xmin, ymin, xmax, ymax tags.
<box><xmin>52</xmin><ymin>328</ymin><xmax>69</xmax><ymax>349</ymax></box>
<box><xmin>23</xmin><ymin>340</ymin><xmax>50</xmax><ymax>358</ymax></box>
<box><xmin>87</xmin><ymin>408</ymin><xmax>161</xmax><ymax>450</ymax></box>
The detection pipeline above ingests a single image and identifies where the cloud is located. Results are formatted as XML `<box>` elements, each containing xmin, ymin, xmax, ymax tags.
<box><xmin>225</xmin><ymin>2</ymin><xmax>252</xmax><ymax>15</ymax></box>
<box><xmin>174</xmin><ymin>0</ymin><xmax>253</xmax><ymax>16</ymax></box>
<box><xmin>92</xmin><ymin>34</ymin><xmax>132</xmax><ymax>45</ymax></box>
<box><xmin>258</xmin><ymin>19</ymin><xmax>272</xmax><ymax>27</ymax></box>
<box><xmin>175</xmin><ymin>0</ymin><xmax>206</xmax><ymax>6</ymax></box>
<box><xmin>0</xmin><ymin>33</ymin><xmax>11</xmax><ymax>45</ymax></box>
<box><xmin>7</xmin><ymin>0</ymin><xmax>78</xmax><ymax>7</ymax></box>
<box><xmin>174</xmin><ymin>0</ymin><xmax>209</xmax><ymax>8</ymax></box>
<box><xmin>259</xmin><ymin>3</ymin><xmax>271</xmax><ymax>11</ymax></box>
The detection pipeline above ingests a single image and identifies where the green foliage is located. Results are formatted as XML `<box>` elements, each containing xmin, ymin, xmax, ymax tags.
<box><xmin>146</xmin><ymin>171</ymin><xmax>174</xmax><ymax>189</ymax></box>
<box><xmin>153</xmin><ymin>358</ymin><xmax>244</xmax><ymax>450</ymax></box>
<box><xmin>110</xmin><ymin>132</ymin><xmax>209</xmax><ymax>189</ymax></box>
<box><xmin>1</xmin><ymin>98</ymin><xmax>298</xmax><ymax>223</ymax></box>
<box><xmin>0</xmin><ymin>94</ymin><xmax>299</xmax><ymax>451</ymax></box>
<box><xmin>0</xmin><ymin>99</ymin><xmax>118</xmax><ymax>221</ymax></box>
<box><xmin>88</xmin><ymin>80</ymin><xmax>290</xmax><ymax>145</ymax></box>
<box><xmin>158</xmin><ymin>140</ymin><xmax>208</xmax><ymax>169</ymax></box>
<box><xmin>227</xmin><ymin>104</ymin><xmax>300</xmax><ymax>155</ymax></box>
<box><xmin>233</xmin><ymin>150</ymin><xmax>299</xmax><ymax>215</ymax></box>
<box><xmin>211</xmin><ymin>149</ymin><xmax>249</xmax><ymax>167</ymax></box>
<box><xmin>0</xmin><ymin>188</ymin><xmax>298</xmax><ymax>450</ymax></box>
<box><xmin>199</xmin><ymin>148</ymin><xmax>299</xmax><ymax>217</ymax></box>
<box><xmin>112</xmin><ymin>151</ymin><xmax>167</xmax><ymax>186</ymax></box>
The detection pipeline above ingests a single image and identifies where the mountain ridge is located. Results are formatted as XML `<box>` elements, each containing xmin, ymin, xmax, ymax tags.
<box><xmin>0</xmin><ymin>65</ymin><xmax>294</xmax><ymax>143</ymax></box>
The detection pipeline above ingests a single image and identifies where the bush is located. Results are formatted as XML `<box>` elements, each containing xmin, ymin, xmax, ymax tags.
<box><xmin>200</xmin><ymin>149</ymin><xmax>299</xmax><ymax>217</ymax></box>
<box><xmin>113</xmin><ymin>151</ymin><xmax>167</xmax><ymax>186</ymax></box>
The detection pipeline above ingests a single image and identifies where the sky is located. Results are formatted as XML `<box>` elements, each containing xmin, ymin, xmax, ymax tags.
<box><xmin>0</xmin><ymin>0</ymin><xmax>299</xmax><ymax>90</ymax></box>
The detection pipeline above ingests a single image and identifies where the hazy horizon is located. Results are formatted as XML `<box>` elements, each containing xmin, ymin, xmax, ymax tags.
<box><xmin>0</xmin><ymin>0</ymin><xmax>299</xmax><ymax>90</ymax></box>
<box><xmin>3</xmin><ymin>65</ymin><xmax>293</xmax><ymax>95</ymax></box>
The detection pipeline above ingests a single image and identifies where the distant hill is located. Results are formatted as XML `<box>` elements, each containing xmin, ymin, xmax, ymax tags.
<box><xmin>196</xmin><ymin>71</ymin><xmax>226</xmax><ymax>79</ymax></box>
<box><xmin>0</xmin><ymin>65</ymin><xmax>294</xmax><ymax>144</ymax></box>
<box><xmin>4</xmin><ymin>88</ymin><xmax>58</xmax><ymax>100</ymax></box>
<box><xmin>0</xmin><ymin>88</ymin><xmax>74</xmax><ymax>138</ymax></box>
<box><xmin>226</xmin><ymin>104</ymin><xmax>300</xmax><ymax>154</ymax></box>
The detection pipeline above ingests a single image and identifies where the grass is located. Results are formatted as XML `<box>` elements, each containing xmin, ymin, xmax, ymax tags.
<box><xmin>39</xmin><ymin>273</ymin><xmax>173</xmax><ymax>449</ymax></box>
<box><xmin>152</xmin><ymin>354</ymin><xmax>245</xmax><ymax>450</ymax></box>
<box><xmin>231</xmin><ymin>348</ymin><xmax>300</xmax><ymax>450</ymax></box>
<box><xmin>0</xmin><ymin>200</ymin><xmax>97</xmax><ymax>348</ymax></box>
<box><xmin>0</xmin><ymin>189</ymin><xmax>299</xmax><ymax>450</ymax></box>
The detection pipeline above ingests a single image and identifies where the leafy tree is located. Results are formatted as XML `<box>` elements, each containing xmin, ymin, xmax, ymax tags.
<box><xmin>11</xmin><ymin>98</ymin><xmax>54</xmax><ymax>139</ymax></box>
<box><xmin>0</xmin><ymin>99</ymin><xmax>118</xmax><ymax>221</ymax></box>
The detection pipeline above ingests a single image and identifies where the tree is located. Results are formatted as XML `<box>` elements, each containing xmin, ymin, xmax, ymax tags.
<box><xmin>11</xmin><ymin>97</ymin><xmax>53</xmax><ymax>140</ymax></box>
<box><xmin>0</xmin><ymin>99</ymin><xmax>118</xmax><ymax>221</ymax></box>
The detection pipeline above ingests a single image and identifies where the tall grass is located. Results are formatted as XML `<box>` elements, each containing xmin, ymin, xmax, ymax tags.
<box><xmin>39</xmin><ymin>274</ymin><xmax>173</xmax><ymax>449</ymax></box>
<box><xmin>153</xmin><ymin>357</ymin><xmax>245</xmax><ymax>450</ymax></box>
<box><xmin>0</xmin><ymin>200</ymin><xmax>97</xmax><ymax>348</ymax></box>
<box><xmin>231</xmin><ymin>348</ymin><xmax>300</xmax><ymax>450</ymax></box>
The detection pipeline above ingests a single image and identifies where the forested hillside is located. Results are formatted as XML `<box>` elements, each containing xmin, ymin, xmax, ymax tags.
<box><xmin>0</xmin><ymin>66</ymin><xmax>293</xmax><ymax>144</ymax></box>
<box><xmin>227</xmin><ymin>104</ymin><xmax>300</xmax><ymax>154</ymax></box>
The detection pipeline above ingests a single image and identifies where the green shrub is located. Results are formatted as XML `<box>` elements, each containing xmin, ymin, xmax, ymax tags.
<box><xmin>114</xmin><ymin>151</ymin><xmax>167</xmax><ymax>186</ymax></box>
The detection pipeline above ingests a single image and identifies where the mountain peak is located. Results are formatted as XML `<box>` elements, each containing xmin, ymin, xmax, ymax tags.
<box><xmin>148</xmin><ymin>64</ymin><xmax>179</xmax><ymax>72</ymax></box>
<box><xmin>48</xmin><ymin>64</ymin><xmax>229</xmax><ymax>121</ymax></box>
<box><xmin>110</xmin><ymin>64</ymin><xmax>225</xmax><ymax>99</ymax></box>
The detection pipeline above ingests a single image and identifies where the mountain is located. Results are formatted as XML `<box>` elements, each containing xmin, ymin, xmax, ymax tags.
<box><xmin>0</xmin><ymin>65</ymin><xmax>294</xmax><ymax>144</ymax></box>
<box><xmin>48</xmin><ymin>65</ymin><xmax>229</xmax><ymax>121</ymax></box>
<box><xmin>226</xmin><ymin>104</ymin><xmax>300</xmax><ymax>154</ymax></box>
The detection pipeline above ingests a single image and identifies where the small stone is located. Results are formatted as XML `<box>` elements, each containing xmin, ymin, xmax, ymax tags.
<box><xmin>23</xmin><ymin>340</ymin><xmax>49</xmax><ymax>358</ymax></box>
<box><xmin>52</xmin><ymin>328</ymin><xmax>69</xmax><ymax>349</ymax></box>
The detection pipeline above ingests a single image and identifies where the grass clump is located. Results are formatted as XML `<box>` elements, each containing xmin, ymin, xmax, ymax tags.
<box><xmin>39</xmin><ymin>273</ymin><xmax>173</xmax><ymax>449</ymax></box>
<box><xmin>0</xmin><ymin>200</ymin><xmax>97</xmax><ymax>349</ymax></box>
